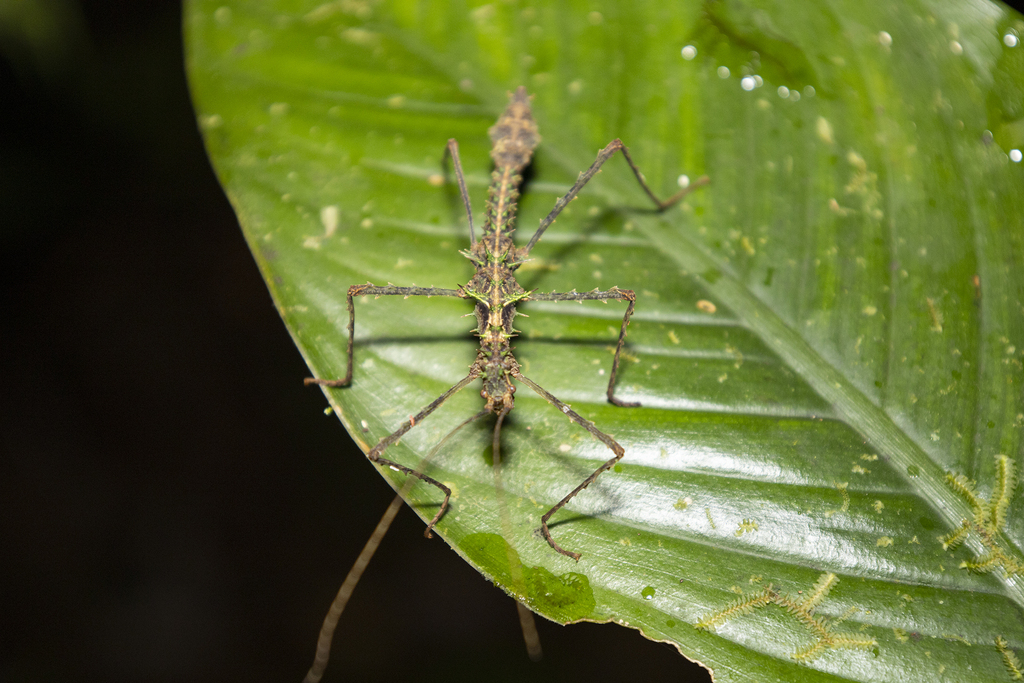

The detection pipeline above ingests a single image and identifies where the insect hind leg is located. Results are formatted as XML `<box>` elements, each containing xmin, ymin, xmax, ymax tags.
<box><xmin>303</xmin><ymin>402</ymin><xmax>492</xmax><ymax>683</ymax></box>
<box><xmin>512</xmin><ymin>370</ymin><xmax>625</xmax><ymax>561</ymax></box>
<box><xmin>363</xmin><ymin>371</ymin><xmax>479</xmax><ymax>536</ymax></box>
<box><xmin>368</xmin><ymin>456</ymin><xmax>451</xmax><ymax>537</ymax></box>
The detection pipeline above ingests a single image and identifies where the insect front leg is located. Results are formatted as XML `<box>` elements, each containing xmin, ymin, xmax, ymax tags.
<box><xmin>304</xmin><ymin>284</ymin><xmax>463</xmax><ymax>387</ymax></box>
<box><xmin>528</xmin><ymin>287</ymin><xmax>639</xmax><ymax>407</ymax></box>
<box><xmin>443</xmin><ymin>138</ymin><xmax>476</xmax><ymax>245</ymax></box>
<box><xmin>522</xmin><ymin>139</ymin><xmax>708</xmax><ymax>255</ymax></box>
<box><xmin>512</xmin><ymin>370</ymin><xmax>625</xmax><ymax>562</ymax></box>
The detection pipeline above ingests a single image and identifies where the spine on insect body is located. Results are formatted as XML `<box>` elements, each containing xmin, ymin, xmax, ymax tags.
<box><xmin>483</xmin><ymin>87</ymin><xmax>540</xmax><ymax>240</ymax></box>
<box><xmin>459</xmin><ymin>88</ymin><xmax>537</xmax><ymax>362</ymax></box>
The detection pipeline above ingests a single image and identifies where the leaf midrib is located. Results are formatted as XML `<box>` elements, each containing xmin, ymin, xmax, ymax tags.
<box><xmin>634</xmin><ymin>214</ymin><xmax>1024</xmax><ymax>607</ymax></box>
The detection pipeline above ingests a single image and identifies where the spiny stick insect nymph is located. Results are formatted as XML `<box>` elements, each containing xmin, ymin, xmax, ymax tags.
<box><xmin>307</xmin><ymin>87</ymin><xmax>705</xmax><ymax>561</ymax></box>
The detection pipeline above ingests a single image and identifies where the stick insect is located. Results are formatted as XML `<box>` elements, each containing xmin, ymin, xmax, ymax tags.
<box><xmin>302</xmin><ymin>87</ymin><xmax>707</xmax><ymax>683</ymax></box>
<box><xmin>307</xmin><ymin>86</ymin><xmax>706</xmax><ymax>561</ymax></box>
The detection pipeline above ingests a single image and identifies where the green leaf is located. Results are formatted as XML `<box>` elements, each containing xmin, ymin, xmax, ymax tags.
<box><xmin>185</xmin><ymin>1</ymin><xmax>1024</xmax><ymax>681</ymax></box>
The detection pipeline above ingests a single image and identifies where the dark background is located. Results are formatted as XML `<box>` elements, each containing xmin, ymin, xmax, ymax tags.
<box><xmin>0</xmin><ymin>2</ymin><xmax>716</xmax><ymax>681</ymax></box>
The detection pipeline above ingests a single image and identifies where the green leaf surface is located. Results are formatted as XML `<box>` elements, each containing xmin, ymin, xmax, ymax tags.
<box><xmin>185</xmin><ymin>1</ymin><xmax>1024</xmax><ymax>680</ymax></box>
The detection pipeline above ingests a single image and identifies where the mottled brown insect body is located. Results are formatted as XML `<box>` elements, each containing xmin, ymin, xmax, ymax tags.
<box><xmin>302</xmin><ymin>88</ymin><xmax>707</xmax><ymax>683</ymax></box>
<box><xmin>488</xmin><ymin>86</ymin><xmax>540</xmax><ymax>169</ymax></box>
<box><xmin>307</xmin><ymin>87</ymin><xmax>707</xmax><ymax>561</ymax></box>
<box><xmin>463</xmin><ymin>89</ymin><xmax>539</xmax><ymax>419</ymax></box>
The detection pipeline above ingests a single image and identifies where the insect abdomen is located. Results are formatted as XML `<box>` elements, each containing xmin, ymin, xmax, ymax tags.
<box><xmin>488</xmin><ymin>86</ymin><xmax>540</xmax><ymax>172</ymax></box>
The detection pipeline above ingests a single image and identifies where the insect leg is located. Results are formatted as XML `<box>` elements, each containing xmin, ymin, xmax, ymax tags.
<box><xmin>303</xmin><ymin>491</ymin><xmax>404</xmax><ymax>683</ymax></box>
<box><xmin>512</xmin><ymin>370</ymin><xmax>625</xmax><ymax>561</ymax></box>
<box><xmin>529</xmin><ymin>287</ymin><xmax>639</xmax><ymax>407</ymax></box>
<box><xmin>304</xmin><ymin>403</ymin><xmax>491</xmax><ymax>683</ymax></box>
<box><xmin>365</xmin><ymin>371</ymin><xmax>479</xmax><ymax>537</ymax></box>
<box><xmin>522</xmin><ymin>139</ymin><xmax>709</xmax><ymax>255</ymax></box>
<box><xmin>443</xmin><ymin>138</ymin><xmax>476</xmax><ymax>245</ymax></box>
<box><xmin>304</xmin><ymin>284</ymin><xmax>464</xmax><ymax>388</ymax></box>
